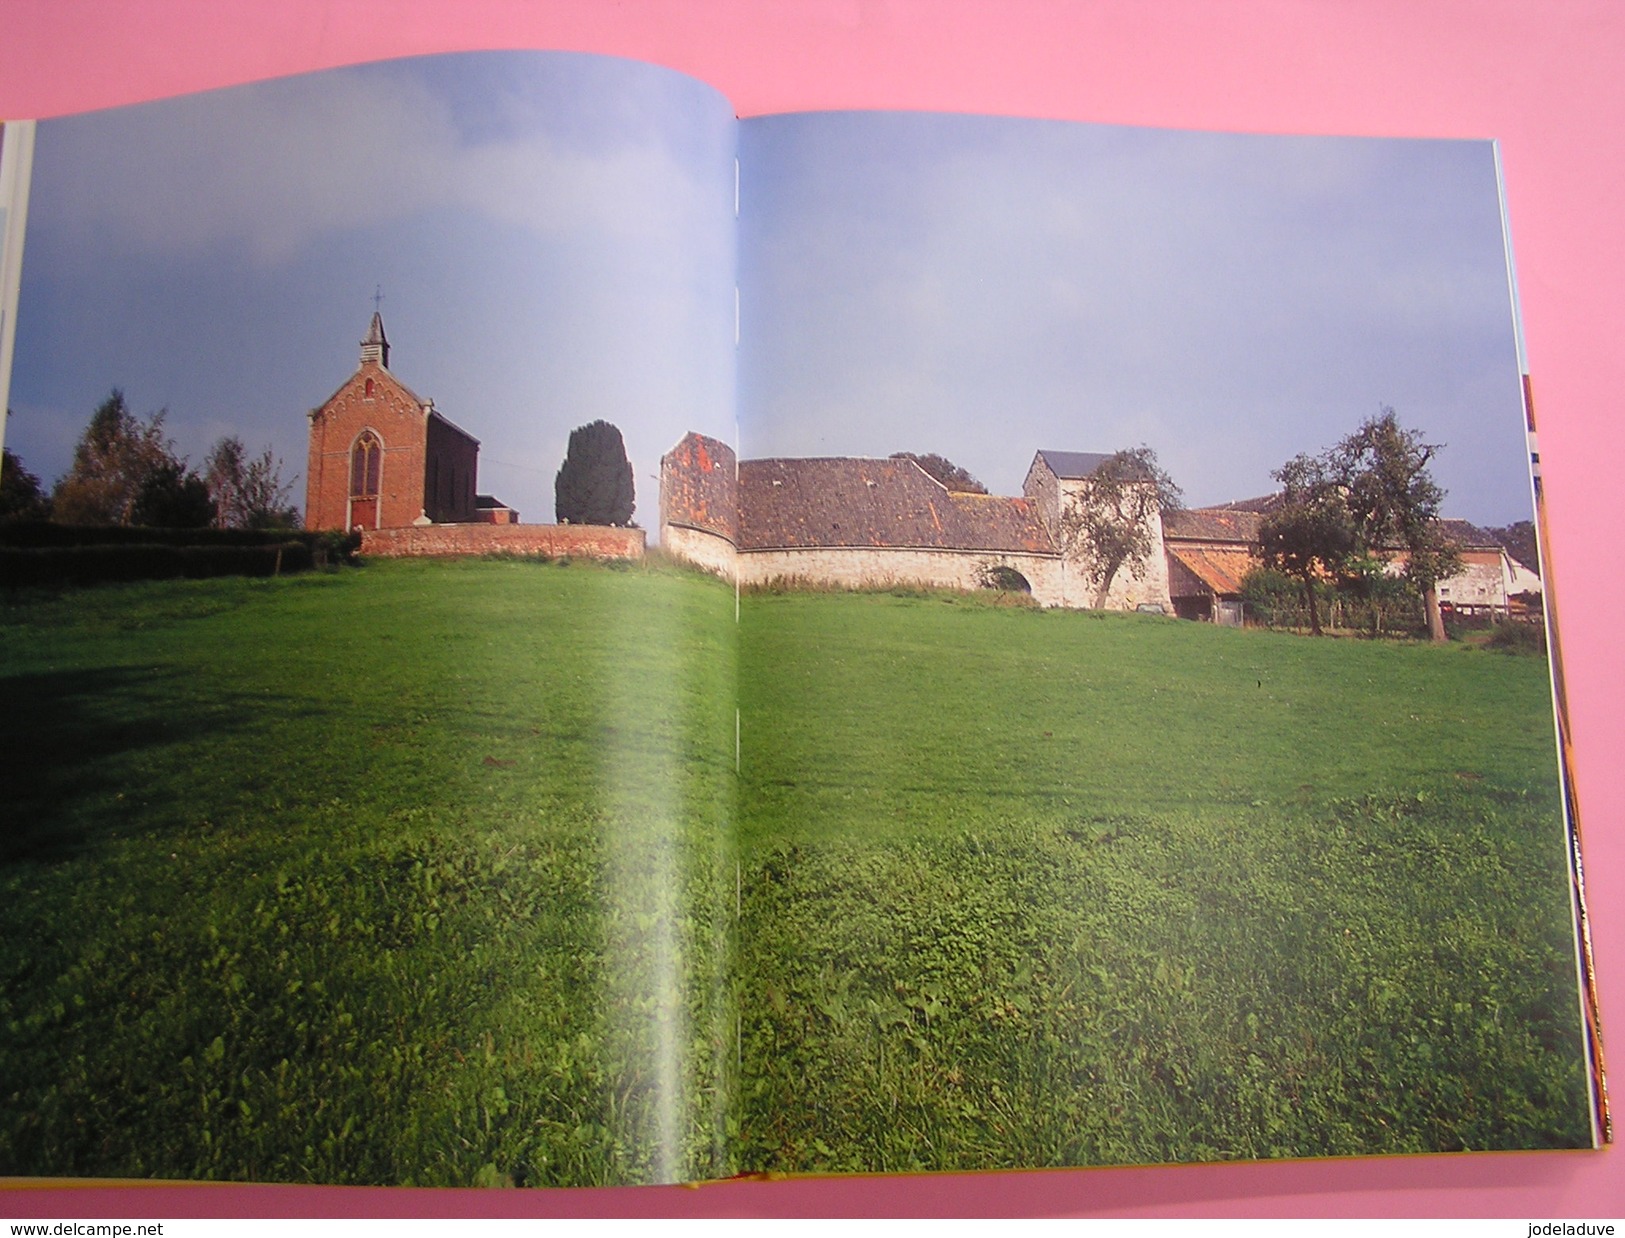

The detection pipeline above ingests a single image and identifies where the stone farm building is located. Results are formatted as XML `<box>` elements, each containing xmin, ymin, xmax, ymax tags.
<box><xmin>303</xmin><ymin>313</ymin><xmax>642</xmax><ymax>561</ymax></box>
<box><xmin>659</xmin><ymin>431</ymin><xmax>1540</xmax><ymax>621</ymax></box>
<box><xmin>660</xmin><ymin>432</ymin><xmax>1170</xmax><ymax>610</ymax></box>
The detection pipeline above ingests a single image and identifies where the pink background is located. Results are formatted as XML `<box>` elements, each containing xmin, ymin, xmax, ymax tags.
<box><xmin>0</xmin><ymin>0</ymin><xmax>1620</xmax><ymax>1218</ymax></box>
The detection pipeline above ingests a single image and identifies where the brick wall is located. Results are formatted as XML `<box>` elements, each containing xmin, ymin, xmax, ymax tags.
<box><xmin>306</xmin><ymin>363</ymin><xmax>432</xmax><ymax>531</ymax></box>
<box><xmin>361</xmin><ymin>524</ymin><xmax>645</xmax><ymax>560</ymax></box>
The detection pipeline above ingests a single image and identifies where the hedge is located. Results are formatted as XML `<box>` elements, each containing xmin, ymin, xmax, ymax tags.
<box><xmin>0</xmin><ymin>525</ymin><xmax>360</xmax><ymax>586</ymax></box>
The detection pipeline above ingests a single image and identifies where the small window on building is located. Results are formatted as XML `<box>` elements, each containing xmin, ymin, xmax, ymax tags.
<box><xmin>364</xmin><ymin>377</ymin><xmax>375</xmax><ymax>399</ymax></box>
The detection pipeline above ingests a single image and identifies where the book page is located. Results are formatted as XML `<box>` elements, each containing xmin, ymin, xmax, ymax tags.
<box><xmin>0</xmin><ymin>51</ymin><xmax>739</xmax><ymax>1187</ymax></box>
<box><xmin>704</xmin><ymin>108</ymin><xmax>1597</xmax><ymax>1174</ymax></box>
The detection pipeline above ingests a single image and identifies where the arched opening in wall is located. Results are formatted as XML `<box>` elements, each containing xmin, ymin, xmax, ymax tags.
<box><xmin>349</xmin><ymin>430</ymin><xmax>382</xmax><ymax>530</ymax></box>
<box><xmin>364</xmin><ymin>377</ymin><xmax>375</xmax><ymax>399</ymax></box>
<box><xmin>978</xmin><ymin>564</ymin><xmax>1031</xmax><ymax>594</ymax></box>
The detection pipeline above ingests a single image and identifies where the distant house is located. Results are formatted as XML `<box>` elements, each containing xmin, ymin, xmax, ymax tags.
<box><xmin>1429</xmin><ymin>520</ymin><xmax>1542</xmax><ymax>616</ymax></box>
<box><xmin>1160</xmin><ymin>501</ymin><xmax>1542</xmax><ymax>624</ymax></box>
<box><xmin>660</xmin><ymin>431</ymin><xmax>1173</xmax><ymax>611</ymax></box>
<box><xmin>304</xmin><ymin>313</ymin><xmax>513</xmax><ymax>531</ymax></box>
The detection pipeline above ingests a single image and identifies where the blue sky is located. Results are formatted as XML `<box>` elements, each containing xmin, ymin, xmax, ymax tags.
<box><xmin>7</xmin><ymin>53</ymin><xmax>1534</xmax><ymax>530</ymax></box>
<box><xmin>739</xmin><ymin>113</ymin><xmax>1532</xmax><ymax>527</ymax></box>
<box><xmin>8</xmin><ymin>51</ymin><xmax>738</xmax><ymax>529</ymax></box>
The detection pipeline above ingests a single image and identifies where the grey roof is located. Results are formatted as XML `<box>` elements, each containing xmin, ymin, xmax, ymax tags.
<box><xmin>1035</xmin><ymin>450</ymin><xmax>1116</xmax><ymax>479</ymax></box>
<box><xmin>1034</xmin><ymin>449</ymin><xmax>1156</xmax><ymax>481</ymax></box>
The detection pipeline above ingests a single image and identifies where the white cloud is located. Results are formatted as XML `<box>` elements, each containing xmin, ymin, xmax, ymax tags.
<box><xmin>37</xmin><ymin>60</ymin><xmax>723</xmax><ymax>270</ymax></box>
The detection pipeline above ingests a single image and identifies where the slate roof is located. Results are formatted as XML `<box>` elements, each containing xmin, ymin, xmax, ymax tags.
<box><xmin>738</xmin><ymin>456</ymin><xmax>1056</xmax><ymax>554</ymax></box>
<box><xmin>1033</xmin><ymin>449</ymin><xmax>1154</xmax><ymax>481</ymax></box>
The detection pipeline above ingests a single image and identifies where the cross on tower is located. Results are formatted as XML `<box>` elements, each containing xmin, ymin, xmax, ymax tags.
<box><xmin>372</xmin><ymin>285</ymin><xmax>384</xmax><ymax>314</ymax></box>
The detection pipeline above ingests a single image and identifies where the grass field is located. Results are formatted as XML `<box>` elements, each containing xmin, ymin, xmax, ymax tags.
<box><xmin>0</xmin><ymin>562</ymin><xmax>1593</xmax><ymax>1185</ymax></box>
<box><xmin>0</xmin><ymin>559</ymin><xmax>737</xmax><ymax>1186</ymax></box>
<box><xmin>735</xmin><ymin>589</ymin><xmax>1591</xmax><ymax>1171</ymax></box>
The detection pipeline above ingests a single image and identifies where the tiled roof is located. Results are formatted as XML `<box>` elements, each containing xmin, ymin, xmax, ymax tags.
<box><xmin>1161</xmin><ymin>507</ymin><xmax>1263</xmax><ymax>543</ymax></box>
<box><xmin>1435</xmin><ymin>518</ymin><xmax>1501</xmax><ymax>549</ymax></box>
<box><xmin>1167</xmin><ymin>545</ymin><xmax>1259</xmax><ymax>597</ymax></box>
<box><xmin>1206</xmin><ymin>494</ymin><xmax>1282</xmax><ymax>514</ymax></box>
<box><xmin>739</xmin><ymin>456</ymin><xmax>1056</xmax><ymax>554</ymax></box>
<box><xmin>662</xmin><ymin>432</ymin><xmax>737</xmax><ymax>542</ymax></box>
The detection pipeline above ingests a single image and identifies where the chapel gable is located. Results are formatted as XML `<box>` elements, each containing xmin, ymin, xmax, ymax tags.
<box><xmin>304</xmin><ymin>311</ymin><xmax>486</xmax><ymax>532</ymax></box>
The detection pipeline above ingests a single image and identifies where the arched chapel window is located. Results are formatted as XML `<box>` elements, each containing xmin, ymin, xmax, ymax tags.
<box><xmin>351</xmin><ymin>431</ymin><xmax>381</xmax><ymax>497</ymax></box>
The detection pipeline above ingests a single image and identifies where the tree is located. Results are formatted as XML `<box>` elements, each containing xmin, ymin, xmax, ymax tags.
<box><xmin>555</xmin><ymin>420</ymin><xmax>635</xmax><ymax>526</ymax></box>
<box><xmin>889</xmin><ymin>452</ymin><xmax>988</xmax><ymax>493</ymax></box>
<box><xmin>1485</xmin><ymin>520</ymin><xmax>1539</xmax><ymax>575</ymax></box>
<box><xmin>130</xmin><ymin>458</ymin><xmax>215</xmax><ymax>528</ymax></box>
<box><xmin>1257</xmin><ymin>451</ymin><xmax>1355</xmax><ymax>637</ymax></box>
<box><xmin>1332</xmin><ymin>409</ymin><xmax>1460</xmax><ymax>642</ymax></box>
<box><xmin>0</xmin><ymin>447</ymin><xmax>50</xmax><ymax>521</ymax></box>
<box><xmin>205</xmin><ymin>435</ymin><xmax>300</xmax><ymax>530</ymax></box>
<box><xmin>51</xmin><ymin>390</ymin><xmax>190</xmax><ymax>526</ymax></box>
<box><xmin>1056</xmin><ymin>446</ymin><xmax>1182</xmax><ymax>608</ymax></box>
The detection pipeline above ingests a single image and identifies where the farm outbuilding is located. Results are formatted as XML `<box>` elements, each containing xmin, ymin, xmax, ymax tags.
<box><xmin>660</xmin><ymin>432</ymin><xmax>1174</xmax><ymax>611</ymax></box>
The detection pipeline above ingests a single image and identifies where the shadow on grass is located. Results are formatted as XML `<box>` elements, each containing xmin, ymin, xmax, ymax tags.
<box><xmin>0</xmin><ymin>664</ymin><xmax>284</xmax><ymax>865</ymax></box>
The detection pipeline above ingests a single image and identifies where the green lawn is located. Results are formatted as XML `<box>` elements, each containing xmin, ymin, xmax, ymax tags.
<box><xmin>0</xmin><ymin>565</ymin><xmax>1592</xmax><ymax>1185</ymax></box>
<box><xmin>0</xmin><ymin>559</ymin><xmax>737</xmax><ymax>1186</ymax></box>
<box><xmin>734</xmin><ymin>589</ymin><xmax>1591</xmax><ymax>1172</ymax></box>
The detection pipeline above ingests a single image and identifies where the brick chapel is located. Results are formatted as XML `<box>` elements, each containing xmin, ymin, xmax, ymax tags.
<box><xmin>305</xmin><ymin>312</ymin><xmax>510</xmax><ymax>531</ymax></box>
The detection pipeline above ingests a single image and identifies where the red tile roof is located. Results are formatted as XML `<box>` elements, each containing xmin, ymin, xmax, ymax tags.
<box><xmin>1167</xmin><ymin>545</ymin><xmax>1259</xmax><ymax>596</ymax></box>
<box><xmin>661</xmin><ymin>432</ymin><xmax>737</xmax><ymax>542</ymax></box>
<box><xmin>1161</xmin><ymin>507</ymin><xmax>1263</xmax><ymax>543</ymax></box>
<box><xmin>738</xmin><ymin>456</ymin><xmax>1056</xmax><ymax>554</ymax></box>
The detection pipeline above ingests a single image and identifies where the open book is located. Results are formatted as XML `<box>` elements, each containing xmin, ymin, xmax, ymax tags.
<box><xmin>0</xmin><ymin>49</ymin><xmax>1605</xmax><ymax>1188</ymax></box>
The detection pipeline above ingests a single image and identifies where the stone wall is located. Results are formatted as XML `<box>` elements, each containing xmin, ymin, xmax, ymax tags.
<box><xmin>1437</xmin><ymin>550</ymin><xmax>1513</xmax><ymax>610</ymax></box>
<box><xmin>664</xmin><ymin>523</ymin><xmax>737</xmax><ymax>580</ymax></box>
<box><xmin>739</xmin><ymin>545</ymin><xmax>1063</xmax><ymax>603</ymax></box>
<box><xmin>1052</xmin><ymin>479</ymin><xmax>1173</xmax><ymax>611</ymax></box>
<box><xmin>362</xmin><ymin>524</ymin><xmax>644</xmax><ymax>560</ymax></box>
